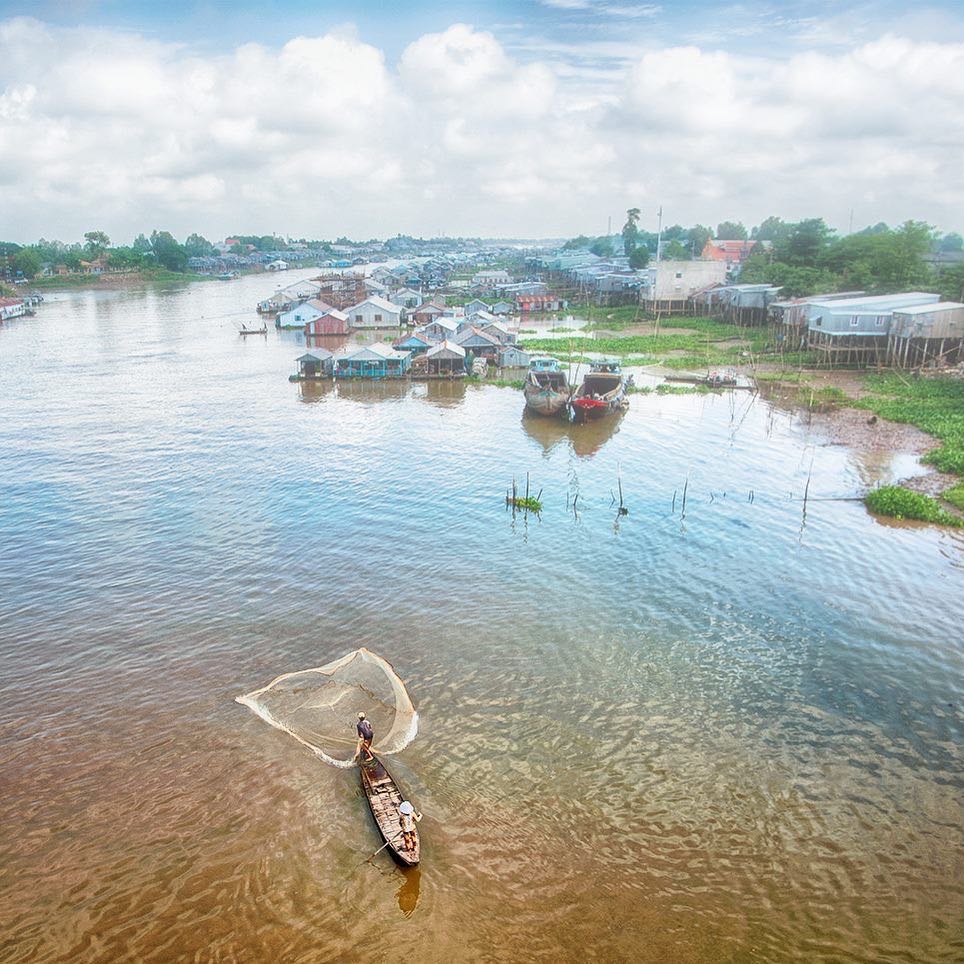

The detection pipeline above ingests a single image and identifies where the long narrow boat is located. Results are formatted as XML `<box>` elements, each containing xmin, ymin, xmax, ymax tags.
<box><xmin>570</xmin><ymin>359</ymin><xmax>629</xmax><ymax>421</ymax></box>
<box><xmin>360</xmin><ymin>754</ymin><xmax>420</xmax><ymax>866</ymax></box>
<box><xmin>523</xmin><ymin>356</ymin><xmax>570</xmax><ymax>417</ymax></box>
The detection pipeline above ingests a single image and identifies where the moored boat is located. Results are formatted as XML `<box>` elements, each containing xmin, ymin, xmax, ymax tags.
<box><xmin>570</xmin><ymin>359</ymin><xmax>629</xmax><ymax>421</ymax></box>
<box><xmin>360</xmin><ymin>754</ymin><xmax>420</xmax><ymax>866</ymax></box>
<box><xmin>239</xmin><ymin>324</ymin><xmax>267</xmax><ymax>336</ymax></box>
<box><xmin>523</xmin><ymin>356</ymin><xmax>570</xmax><ymax>417</ymax></box>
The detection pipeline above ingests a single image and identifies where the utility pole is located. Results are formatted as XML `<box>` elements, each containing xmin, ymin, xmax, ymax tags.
<box><xmin>655</xmin><ymin>205</ymin><xmax>663</xmax><ymax>263</ymax></box>
<box><xmin>848</xmin><ymin>208</ymin><xmax>854</xmax><ymax>235</ymax></box>
<box><xmin>607</xmin><ymin>215</ymin><xmax>612</xmax><ymax>238</ymax></box>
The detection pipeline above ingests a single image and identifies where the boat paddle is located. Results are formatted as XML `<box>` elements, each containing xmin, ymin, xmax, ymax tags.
<box><xmin>361</xmin><ymin>829</ymin><xmax>406</xmax><ymax>866</ymax></box>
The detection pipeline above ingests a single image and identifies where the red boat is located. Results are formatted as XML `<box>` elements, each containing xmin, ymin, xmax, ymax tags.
<box><xmin>570</xmin><ymin>359</ymin><xmax>629</xmax><ymax>421</ymax></box>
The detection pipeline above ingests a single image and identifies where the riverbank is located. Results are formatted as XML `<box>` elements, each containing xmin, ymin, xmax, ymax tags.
<box><xmin>758</xmin><ymin>368</ymin><xmax>964</xmax><ymax>520</ymax></box>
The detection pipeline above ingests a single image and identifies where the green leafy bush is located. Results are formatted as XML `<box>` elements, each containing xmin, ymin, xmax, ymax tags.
<box><xmin>865</xmin><ymin>486</ymin><xmax>963</xmax><ymax>526</ymax></box>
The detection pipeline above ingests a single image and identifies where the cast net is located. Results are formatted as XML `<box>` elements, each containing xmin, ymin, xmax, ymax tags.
<box><xmin>235</xmin><ymin>648</ymin><xmax>418</xmax><ymax>768</ymax></box>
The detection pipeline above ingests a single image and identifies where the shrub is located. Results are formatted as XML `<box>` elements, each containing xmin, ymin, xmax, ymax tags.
<box><xmin>865</xmin><ymin>486</ymin><xmax>963</xmax><ymax>526</ymax></box>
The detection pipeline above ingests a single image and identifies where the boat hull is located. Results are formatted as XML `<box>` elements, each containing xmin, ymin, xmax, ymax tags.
<box><xmin>359</xmin><ymin>755</ymin><xmax>420</xmax><ymax>866</ymax></box>
<box><xmin>524</xmin><ymin>387</ymin><xmax>570</xmax><ymax>416</ymax></box>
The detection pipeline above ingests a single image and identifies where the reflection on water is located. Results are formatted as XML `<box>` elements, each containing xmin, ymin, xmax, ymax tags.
<box><xmin>306</xmin><ymin>332</ymin><xmax>352</xmax><ymax>354</ymax></box>
<box><xmin>0</xmin><ymin>273</ymin><xmax>962</xmax><ymax>963</ymax></box>
<box><xmin>521</xmin><ymin>408</ymin><xmax>625</xmax><ymax>459</ymax></box>
<box><xmin>334</xmin><ymin>378</ymin><xmax>411</xmax><ymax>404</ymax></box>
<box><xmin>396</xmin><ymin>867</ymin><xmax>421</xmax><ymax>918</ymax></box>
<box><xmin>297</xmin><ymin>379</ymin><xmax>336</xmax><ymax>403</ymax></box>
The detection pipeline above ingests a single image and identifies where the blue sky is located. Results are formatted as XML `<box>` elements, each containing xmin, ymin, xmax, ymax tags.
<box><xmin>2</xmin><ymin>2</ymin><xmax>963</xmax><ymax>240</ymax></box>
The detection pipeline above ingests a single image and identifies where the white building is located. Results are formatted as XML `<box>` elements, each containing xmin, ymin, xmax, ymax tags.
<box><xmin>267</xmin><ymin>259</ymin><xmax>289</xmax><ymax>271</ymax></box>
<box><xmin>346</xmin><ymin>296</ymin><xmax>404</xmax><ymax>329</ymax></box>
<box><xmin>275</xmin><ymin>298</ymin><xmax>333</xmax><ymax>329</ymax></box>
<box><xmin>643</xmin><ymin>260</ymin><xmax>727</xmax><ymax>302</ymax></box>
<box><xmin>390</xmin><ymin>287</ymin><xmax>424</xmax><ymax>309</ymax></box>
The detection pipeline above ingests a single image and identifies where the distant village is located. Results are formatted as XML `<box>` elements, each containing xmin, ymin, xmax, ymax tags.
<box><xmin>258</xmin><ymin>236</ymin><xmax>964</xmax><ymax>380</ymax></box>
<box><xmin>3</xmin><ymin>229</ymin><xmax>962</xmax><ymax>376</ymax></box>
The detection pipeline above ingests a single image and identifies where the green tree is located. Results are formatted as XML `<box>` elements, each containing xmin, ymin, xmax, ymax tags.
<box><xmin>84</xmin><ymin>230</ymin><xmax>111</xmax><ymax>253</ymax></box>
<box><xmin>562</xmin><ymin>235</ymin><xmax>592</xmax><ymax>250</ymax></box>
<box><xmin>150</xmin><ymin>230</ymin><xmax>188</xmax><ymax>272</ymax></box>
<box><xmin>621</xmin><ymin>207</ymin><xmax>640</xmax><ymax>256</ymax></box>
<box><xmin>132</xmin><ymin>234</ymin><xmax>153</xmax><ymax>254</ymax></box>
<box><xmin>939</xmin><ymin>232</ymin><xmax>963</xmax><ymax>252</ymax></box>
<box><xmin>775</xmin><ymin>218</ymin><xmax>835</xmax><ymax>266</ymax></box>
<box><xmin>184</xmin><ymin>233</ymin><xmax>216</xmax><ymax>257</ymax></box>
<box><xmin>629</xmin><ymin>246</ymin><xmax>650</xmax><ymax>269</ymax></box>
<box><xmin>715</xmin><ymin>220</ymin><xmax>748</xmax><ymax>240</ymax></box>
<box><xmin>589</xmin><ymin>236</ymin><xmax>614</xmax><ymax>257</ymax></box>
<box><xmin>662</xmin><ymin>239</ymin><xmax>690</xmax><ymax>260</ymax></box>
<box><xmin>13</xmin><ymin>247</ymin><xmax>43</xmax><ymax>279</ymax></box>
<box><xmin>936</xmin><ymin>262</ymin><xmax>964</xmax><ymax>301</ymax></box>
<box><xmin>662</xmin><ymin>224</ymin><xmax>686</xmax><ymax>242</ymax></box>
<box><xmin>686</xmin><ymin>225</ymin><xmax>712</xmax><ymax>255</ymax></box>
<box><xmin>752</xmin><ymin>216</ymin><xmax>791</xmax><ymax>243</ymax></box>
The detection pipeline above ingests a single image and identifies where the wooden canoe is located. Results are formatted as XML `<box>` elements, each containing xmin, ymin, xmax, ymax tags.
<box><xmin>359</xmin><ymin>754</ymin><xmax>420</xmax><ymax>866</ymax></box>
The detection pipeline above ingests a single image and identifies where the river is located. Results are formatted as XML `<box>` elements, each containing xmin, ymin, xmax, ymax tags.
<box><xmin>1</xmin><ymin>270</ymin><xmax>962</xmax><ymax>962</ymax></box>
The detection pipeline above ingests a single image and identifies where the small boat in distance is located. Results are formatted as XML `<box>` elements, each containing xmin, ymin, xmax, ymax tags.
<box><xmin>523</xmin><ymin>356</ymin><xmax>570</xmax><ymax>417</ymax></box>
<box><xmin>360</xmin><ymin>754</ymin><xmax>420</xmax><ymax>866</ymax></box>
<box><xmin>570</xmin><ymin>358</ymin><xmax>629</xmax><ymax>421</ymax></box>
<box><xmin>239</xmin><ymin>324</ymin><xmax>267</xmax><ymax>336</ymax></box>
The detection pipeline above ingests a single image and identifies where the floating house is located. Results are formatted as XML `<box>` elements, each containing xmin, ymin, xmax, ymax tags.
<box><xmin>412</xmin><ymin>302</ymin><xmax>446</xmax><ymax>326</ymax></box>
<box><xmin>346</xmin><ymin>296</ymin><xmax>404</xmax><ymax>329</ymax></box>
<box><xmin>258</xmin><ymin>280</ymin><xmax>323</xmax><ymax>313</ymax></box>
<box><xmin>276</xmin><ymin>298</ymin><xmax>335</xmax><ymax>330</ymax></box>
<box><xmin>418</xmin><ymin>317</ymin><xmax>459</xmax><ymax>341</ymax></box>
<box><xmin>455</xmin><ymin>326</ymin><xmax>503</xmax><ymax>360</ymax></box>
<box><xmin>394</xmin><ymin>331</ymin><xmax>434</xmax><ymax>354</ymax></box>
<box><xmin>335</xmin><ymin>343</ymin><xmax>411</xmax><ymax>378</ymax></box>
<box><xmin>390</xmin><ymin>287</ymin><xmax>424</xmax><ymax>309</ymax></box>
<box><xmin>267</xmin><ymin>259</ymin><xmax>289</xmax><ymax>271</ymax></box>
<box><xmin>491</xmin><ymin>300</ymin><xmax>514</xmax><ymax>315</ymax></box>
<box><xmin>425</xmin><ymin>340</ymin><xmax>466</xmax><ymax>377</ymax></box>
<box><xmin>499</xmin><ymin>346</ymin><xmax>531</xmax><ymax>368</ymax></box>
<box><xmin>294</xmin><ymin>351</ymin><xmax>334</xmax><ymax>379</ymax></box>
<box><xmin>0</xmin><ymin>297</ymin><xmax>26</xmax><ymax>321</ymax></box>
<box><xmin>482</xmin><ymin>321</ymin><xmax>515</xmax><ymax>344</ymax></box>
<box><xmin>305</xmin><ymin>308</ymin><xmax>350</xmax><ymax>336</ymax></box>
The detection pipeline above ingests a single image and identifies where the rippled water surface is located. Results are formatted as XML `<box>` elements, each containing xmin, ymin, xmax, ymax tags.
<box><xmin>1</xmin><ymin>272</ymin><xmax>962</xmax><ymax>963</ymax></box>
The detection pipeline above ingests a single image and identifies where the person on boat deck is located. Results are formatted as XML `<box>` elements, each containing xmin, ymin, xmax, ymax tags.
<box><xmin>354</xmin><ymin>711</ymin><xmax>374</xmax><ymax>763</ymax></box>
<box><xmin>399</xmin><ymin>801</ymin><xmax>422</xmax><ymax>852</ymax></box>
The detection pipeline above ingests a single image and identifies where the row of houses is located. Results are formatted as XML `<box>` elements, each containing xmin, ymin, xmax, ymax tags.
<box><xmin>294</xmin><ymin>339</ymin><xmax>533</xmax><ymax>381</ymax></box>
<box><xmin>772</xmin><ymin>291</ymin><xmax>964</xmax><ymax>367</ymax></box>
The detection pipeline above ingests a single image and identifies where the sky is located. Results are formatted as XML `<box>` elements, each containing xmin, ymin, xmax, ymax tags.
<box><xmin>1</xmin><ymin>1</ymin><xmax>963</xmax><ymax>243</ymax></box>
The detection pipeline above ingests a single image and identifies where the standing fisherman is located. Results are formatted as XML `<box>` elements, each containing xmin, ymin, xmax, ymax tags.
<box><xmin>354</xmin><ymin>711</ymin><xmax>374</xmax><ymax>763</ymax></box>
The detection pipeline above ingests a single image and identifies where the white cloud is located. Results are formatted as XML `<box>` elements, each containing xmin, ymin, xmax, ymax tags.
<box><xmin>0</xmin><ymin>16</ymin><xmax>962</xmax><ymax>241</ymax></box>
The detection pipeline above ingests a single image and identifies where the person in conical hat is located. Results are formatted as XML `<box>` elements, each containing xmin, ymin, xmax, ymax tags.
<box><xmin>398</xmin><ymin>800</ymin><xmax>422</xmax><ymax>852</ymax></box>
<box><xmin>353</xmin><ymin>711</ymin><xmax>374</xmax><ymax>763</ymax></box>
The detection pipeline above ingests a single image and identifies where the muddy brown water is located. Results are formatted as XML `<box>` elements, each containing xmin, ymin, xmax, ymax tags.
<box><xmin>1</xmin><ymin>272</ymin><xmax>962</xmax><ymax>962</ymax></box>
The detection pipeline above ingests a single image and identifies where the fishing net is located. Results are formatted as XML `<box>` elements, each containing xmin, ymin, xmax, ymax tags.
<box><xmin>236</xmin><ymin>648</ymin><xmax>418</xmax><ymax>768</ymax></box>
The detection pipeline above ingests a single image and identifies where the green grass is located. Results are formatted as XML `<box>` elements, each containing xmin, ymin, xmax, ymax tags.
<box><xmin>865</xmin><ymin>486</ymin><xmax>963</xmax><ymax>527</ymax></box>
<box><xmin>655</xmin><ymin>383</ymin><xmax>712</xmax><ymax>395</ymax></box>
<box><xmin>508</xmin><ymin>495</ymin><xmax>542</xmax><ymax>511</ymax></box>
<box><xmin>854</xmin><ymin>375</ymin><xmax>964</xmax><ymax>476</ymax></box>
<box><xmin>944</xmin><ymin>482</ymin><xmax>964</xmax><ymax>511</ymax></box>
